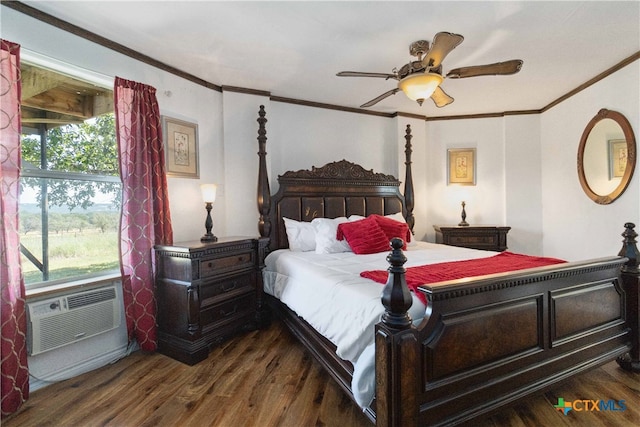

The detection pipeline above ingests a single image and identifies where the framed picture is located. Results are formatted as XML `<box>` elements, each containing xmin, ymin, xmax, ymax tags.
<box><xmin>163</xmin><ymin>116</ymin><xmax>199</xmax><ymax>178</ymax></box>
<box><xmin>608</xmin><ymin>139</ymin><xmax>627</xmax><ymax>179</ymax></box>
<box><xmin>447</xmin><ymin>148</ymin><xmax>476</xmax><ymax>185</ymax></box>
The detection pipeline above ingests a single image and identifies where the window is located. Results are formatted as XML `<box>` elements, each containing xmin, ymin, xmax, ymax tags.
<box><xmin>19</xmin><ymin>60</ymin><xmax>119</xmax><ymax>288</ymax></box>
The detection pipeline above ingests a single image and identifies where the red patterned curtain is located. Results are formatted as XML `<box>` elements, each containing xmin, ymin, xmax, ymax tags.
<box><xmin>114</xmin><ymin>77</ymin><xmax>173</xmax><ymax>352</ymax></box>
<box><xmin>1</xmin><ymin>39</ymin><xmax>29</xmax><ymax>417</ymax></box>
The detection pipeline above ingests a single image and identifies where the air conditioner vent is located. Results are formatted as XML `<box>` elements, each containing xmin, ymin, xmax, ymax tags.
<box><xmin>67</xmin><ymin>287</ymin><xmax>116</xmax><ymax>309</ymax></box>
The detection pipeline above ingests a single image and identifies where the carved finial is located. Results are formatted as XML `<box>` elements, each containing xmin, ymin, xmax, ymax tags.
<box><xmin>619</xmin><ymin>222</ymin><xmax>639</xmax><ymax>272</ymax></box>
<box><xmin>257</xmin><ymin>105</ymin><xmax>267</xmax><ymax>141</ymax></box>
<box><xmin>404</xmin><ymin>125</ymin><xmax>413</xmax><ymax>162</ymax></box>
<box><xmin>381</xmin><ymin>238</ymin><xmax>413</xmax><ymax>329</ymax></box>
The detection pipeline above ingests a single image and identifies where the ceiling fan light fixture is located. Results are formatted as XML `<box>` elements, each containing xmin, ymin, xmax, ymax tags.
<box><xmin>398</xmin><ymin>72</ymin><xmax>443</xmax><ymax>104</ymax></box>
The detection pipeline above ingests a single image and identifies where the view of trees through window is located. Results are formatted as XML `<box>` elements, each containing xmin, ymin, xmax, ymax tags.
<box><xmin>20</xmin><ymin>113</ymin><xmax>121</xmax><ymax>286</ymax></box>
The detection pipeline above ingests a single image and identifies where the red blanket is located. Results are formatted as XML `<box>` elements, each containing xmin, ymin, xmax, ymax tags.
<box><xmin>360</xmin><ymin>251</ymin><xmax>566</xmax><ymax>305</ymax></box>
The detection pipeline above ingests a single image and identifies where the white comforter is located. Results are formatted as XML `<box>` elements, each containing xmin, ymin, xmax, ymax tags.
<box><xmin>262</xmin><ymin>241</ymin><xmax>497</xmax><ymax>408</ymax></box>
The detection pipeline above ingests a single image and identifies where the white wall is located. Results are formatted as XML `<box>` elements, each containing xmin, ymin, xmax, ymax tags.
<box><xmin>429</xmin><ymin>114</ymin><xmax>545</xmax><ymax>256</ymax></box>
<box><xmin>540</xmin><ymin>63</ymin><xmax>640</xmax><ymax>260</ymax></box>
<box><xmin>504</xmin><ymin>114</ymin><xmax>543</xmax><ymax>255</ymax></box>
<box><xmin>425</xmin><ymin>117</ymin><xmax>510</xmax><ymax>244</ymax></box>
<box><xmin>268</xmin><ymin>102</ymin><xmax>396</xmax><ymax>180</ymax></box>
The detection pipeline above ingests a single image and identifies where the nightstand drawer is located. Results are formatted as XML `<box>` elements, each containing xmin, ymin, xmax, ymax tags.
<box><xmin>200</xmin><ymin>251</ymin><xmax>254</xmax><ymax>278</ymax></box>
<box><xmin>200</xmin><ymin>293</ymin><xmax>256</xmax><ymax>331</ymax></box>
<box><xmin>434</xmin><ymin>225</ymin><xmax>511</xmax><ymax>252</ymax></box>
<box><xmin>449</xmin><ymin>235</ymin><xmax>496</xmax><ymax>247</ymax></box>
<box><xmin>200</xmin><ymin>272</ymin><xmax>256</xmax><ymax>305</ymax></box>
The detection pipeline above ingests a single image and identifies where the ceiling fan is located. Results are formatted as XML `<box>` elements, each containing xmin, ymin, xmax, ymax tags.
<box><xmin>336</xmin><ymin>32</ymin><xmax>523</xmax><ymax>108</ymax></box>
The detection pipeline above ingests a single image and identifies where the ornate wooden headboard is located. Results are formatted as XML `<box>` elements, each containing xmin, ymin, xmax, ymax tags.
<box><xmin>256</xmin><ymin>105</ymin><xmax>415</xmax><ymax>252</ymax></box>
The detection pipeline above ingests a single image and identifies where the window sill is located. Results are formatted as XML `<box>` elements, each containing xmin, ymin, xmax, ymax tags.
<box><xmin>26</xmin><ymin>272</ymin><xmax>123</xmax><ymax>300</ymax></box>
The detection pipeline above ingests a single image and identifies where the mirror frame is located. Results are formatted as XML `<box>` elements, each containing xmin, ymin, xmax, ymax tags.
<box><xmin>577</xmin><ymin>109</ymin><xmax>636</xmax><ymax>204</ymax></box>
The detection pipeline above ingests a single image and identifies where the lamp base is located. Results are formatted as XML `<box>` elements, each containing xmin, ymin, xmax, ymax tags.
<box><xmin>200</xmin><ymin>234</ymin><xmax>218</xmax><ymax>243</ymax></box>
<box><xmin>201</xmin><ymin>202</ymin><xmax>217</xmax><ymax>243</ymax></box>
<box><xmin>459</xmin><ymin>201</ymin><xmax>469</xmax><ymax>226</ymax></box>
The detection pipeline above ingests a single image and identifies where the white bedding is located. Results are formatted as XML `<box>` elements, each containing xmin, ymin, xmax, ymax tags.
<box><xmin>262</xmin><ymin>241</ymin><xmax>497</xmax><ymax>408</ymax></box>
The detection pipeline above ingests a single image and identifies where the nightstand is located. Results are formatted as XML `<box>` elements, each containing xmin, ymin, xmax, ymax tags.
<box><xmin>154</xmin><ymin>236</ymin><xmax>269</xmax><ymax>365</ymax></box>
<box><xmin>433</xmin><ymin>225</ymin><xmax>511</xmax><ymax>252</ymax></box>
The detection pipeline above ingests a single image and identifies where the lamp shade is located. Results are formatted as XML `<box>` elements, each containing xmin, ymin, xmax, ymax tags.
<box><xmin>398</xmin><ymin>72</ymin><xmax>443</xmax><ymax>102</ymax></box>
<box><xmin>200</xmin><ymin>184</ymin><xmax>217</xmax><ymax>203</ymax></box>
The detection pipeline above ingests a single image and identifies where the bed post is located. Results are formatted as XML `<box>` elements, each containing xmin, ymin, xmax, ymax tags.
<box><xmin>375</xmin><ymin>238</ymin><xmax>419</xmax><ymax>427</ymax></box>
<box><xmin>617</xmin><ymin>222</ymin><xmax>640</xmax><ymax>372</ymax></box>
<box><xmin>255</xmin><ymin>106</ymin><xmax>272</xmax><ymax>327</ymax></box>
<box><xmin>257</xmin><ymin>105</ymin><xmax>271</xmax><ymax>239</ymax></box>
<box><xmin>403</xmin><ymin>125</ymin><xmax>415</xmax><ymax>234</ymax></box>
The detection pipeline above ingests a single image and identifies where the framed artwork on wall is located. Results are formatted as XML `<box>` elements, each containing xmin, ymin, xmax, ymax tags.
<box><xmin>163</xmin><ymin>116</ymin><xmax>199</xmax><ymax>178</ymax></box>
<box><xmin>447</xmin><ymin>148</ymin><xmax>476</xmax><ymax>185</ymax></box>
<box><xmin>608</xmin><ymin>139</ymin><xmax>627</xmax><ymax>179</ymax></box>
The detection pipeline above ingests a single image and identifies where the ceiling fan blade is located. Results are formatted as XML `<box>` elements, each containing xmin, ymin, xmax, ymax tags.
<box><xmin>430</xmin><ymin>86</ymin><xmax>454</xmax><ymax>108</ymax></box>
<box><xmin>337</xmin><ymin>71</ymin><xmax>398</xmax><ymax>80</ymax></box>
<box><xmin>360</xmin><ymin>88</ymin><xmax>401</xmax><ymax>108</ymax></box>
<box><xmin>446</xmin><ymin>59</ymin><xmax>523</xmax><ymax>79</ymax></box>
<box><xmin>422</xmin><ymin>32</ymin><xmax>464</xmax><ymax>69</ymax></box>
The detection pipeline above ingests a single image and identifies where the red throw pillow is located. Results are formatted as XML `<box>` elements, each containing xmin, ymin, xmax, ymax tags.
<box><xmin>371</xmin><ymin>214</ymin><xmax>411</xmax><ymax>248</ymax></box>
<box><xmin>336</xmin><ymin>217</ymin><xmax>390</xmax><ymax>254</ymax></box>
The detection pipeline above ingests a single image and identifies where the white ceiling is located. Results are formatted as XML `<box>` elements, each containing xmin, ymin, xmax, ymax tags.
<box><xmin>23</xmin><ymin>1</ymin><xmax>640</xmax><ymax>118</ymax></box>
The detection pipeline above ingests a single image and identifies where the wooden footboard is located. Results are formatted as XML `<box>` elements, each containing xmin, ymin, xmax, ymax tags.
<box><xmin>377</xmin><ymin>229</ymin><xmax>639</xmax><ymax>427</ymax></box>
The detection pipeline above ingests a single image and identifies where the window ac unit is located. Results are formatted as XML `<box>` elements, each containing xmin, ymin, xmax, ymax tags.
<box><xmin>27</xmin><ymin>286</ymin><xmax>121</xmax><ymax>356</ymax></box>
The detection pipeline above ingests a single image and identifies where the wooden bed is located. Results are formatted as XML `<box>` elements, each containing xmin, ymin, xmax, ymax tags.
<box><xmin>254</xmin><ymin>105</ymin><xmax>640</xmax><ymax>426</ymax></box>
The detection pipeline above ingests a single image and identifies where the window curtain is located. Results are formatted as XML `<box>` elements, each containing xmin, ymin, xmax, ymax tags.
<box><xmin>1</xmin><ymin>39</ymin><xmax>29</xmax><ymax>417</ymax></box>
<box><xmin>114</xmin><ymin>77</ymin><xmax>173</xmax><ymax>352</ymax></box>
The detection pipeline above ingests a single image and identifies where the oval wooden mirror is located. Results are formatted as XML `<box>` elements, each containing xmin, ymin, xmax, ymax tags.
<box><xmin>577</xmin><ymin>109</ymin><xmax>636</xmax><ymax>204</ymax></box>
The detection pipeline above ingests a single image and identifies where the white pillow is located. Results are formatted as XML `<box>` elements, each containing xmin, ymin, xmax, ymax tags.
<box><xmin>349</xmin><ymin>212</ymin><xmax>405</xmax><ymax>223</ymax></box>
<box><xmin>385</xmin><ymin>212</ymin><xmax>406</xmax><ymax>223</ymax></box>
<box><xmin>283</xmin><ymin>217</ymin><xmax>316</xmax><ymax>252</ymax></box>
<box><xmin>312</xmin><ymin>217</ymin><xmax>352</xmax><ymax>254</ymax></box>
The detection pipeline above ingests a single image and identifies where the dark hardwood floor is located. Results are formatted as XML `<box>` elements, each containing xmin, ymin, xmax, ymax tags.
<box><xmin>4</xmin><ymin>319</ymin><xmax>639</xmax><ymax>427</ymax></box>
